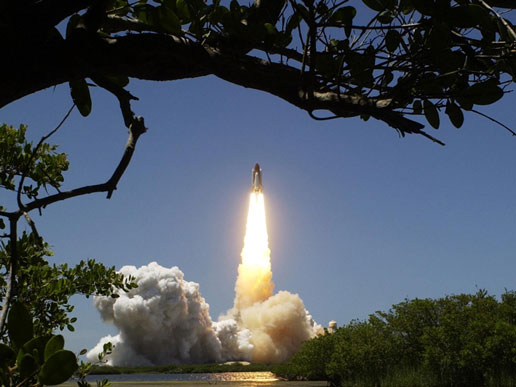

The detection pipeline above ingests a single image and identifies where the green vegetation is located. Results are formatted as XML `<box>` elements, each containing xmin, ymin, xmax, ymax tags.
<box><xmin>0</xmin><ymin>302</ymin><xmax>78</xmax><ymax>386</ymax></box>
<box><xmin>0</xmin><ymin>123</ymin><xmax>137</xmax><ymax>386</ymax></box>
<box><xmin>282</xmin><ymin>290</ymin><xmax>516</xmax><ymax>387</ymax></box>
<box><xmin>90</xmin><ymin>362</ymin><xmax>279</xmax><ymax>375</ymax></box>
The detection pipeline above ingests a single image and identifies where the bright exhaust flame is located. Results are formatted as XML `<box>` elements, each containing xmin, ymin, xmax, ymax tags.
<box><xmin>233</xmin><ymin>192</ymin><xmax>274</xmax><ymax>311</ymax></box>
<box><xmin>241</xmin><ymin>193</ymin><xmax>270</xmax><ymax>268</ymax></box>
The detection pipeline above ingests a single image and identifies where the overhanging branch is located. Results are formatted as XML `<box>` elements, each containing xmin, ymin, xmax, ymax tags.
<box><xmin>23</xmin><ymin>111</ymin><xmax>146</xmax><ymax>211</ymax></box>
<box><xmin>1</xmin><ymin>32</ymin><xmax>434</xmax><ymax>142</ymax></box>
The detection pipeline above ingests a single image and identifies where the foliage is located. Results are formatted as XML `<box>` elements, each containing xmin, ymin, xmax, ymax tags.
<box><xmin>0</xmin><ymin>124</ymin><xmax>68</xmax><ymax>199</ymax></box>
<box><xmin>3</xmin><ymin>0</ymin><xmax>516</xmax><ymax>144</ymax></box>
<box><xmin>0</xmin><ymin>123</ymin><xmax>136</xmax><ymax>337</ymax></box>
<box><xmin>0</xmin><ymin>233</ymin><xmax>136</xmax><ymax>336</ymax></box>
<box><xmin>0</xmin><ymin>122</ymin><xmax>138</xmax><ymax>385</ymax></box>
<box><xmin>0</xmin><ymin>302</ymin><xmax>78</xmax><ymax>386</ymax></box>
<box><xmin>284</xmin><ymin>290</ymin><xmax>516</xmax><ymax>387</ymax></box>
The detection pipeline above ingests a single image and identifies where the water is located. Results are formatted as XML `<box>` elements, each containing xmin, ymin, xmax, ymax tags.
<box><xmin>62</xmin><ymin>372</ymin><xmax>328</xmax><ymax>386</ymax></box>
<box><xmin>85</xmin><ymin>371</ymin><xmax>279</xmax><ymax>382</ymax></box>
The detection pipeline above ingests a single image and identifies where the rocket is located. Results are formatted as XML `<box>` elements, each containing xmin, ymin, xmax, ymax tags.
<box><xmin>252</xmin><ymin>163</ymin><xmax>263</xmax><ymax>192</ymax></box>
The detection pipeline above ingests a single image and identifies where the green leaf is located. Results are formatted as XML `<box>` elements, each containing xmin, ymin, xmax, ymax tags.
<box><xmin>399</xmin><ymin>0</ymin><xmax>414</xmax><ymax>14</ymax></box>
<box><xmin>66</xmin><ymin>14</ymin><xmax>82</xmax><ymax>39</ymax></box>
<box><xmin>176</xmin><ymin>0</ymin><xmax>191</xmax><ymax>21</ymax></box>
<box><xmin>330</xmin><ymin>6</ymin><xmax>356</xmax><ymax>23</ymax></box>
<box><xmin>22</xmin><ymin>335</ymin><xmax>51</xmax><ymax>365</ymax></box>
<box><xmin>445</xmin><ymin>101</ymin><xmax>464</xmax><ymax>128</ymax></box>
<box><xmin>39</xmin><ymin>350</ymin><xmax>78</xmax><ymax>386</ymax></box>
<box><xmin>159</xmin><ymin>5</ymin><xmax>181</xmax><ymax>34</ymax></box>
<box><xmin>285</xmin><ymin>13</ymin><xmax>302</xmax><ymax>34</ymax></box>
<box><xmin>69</xmin><ymin>79</ymin><xmax>92</xmax><ymax>117</ymax></box>
<box><xmin>264</xmin><ymin>23</ymin><xmax>276</xmax><ymax>34</ymax></box>
<box><xmin>377</xmin><ymin>10</ymin><xmax>394</xmax><ymax>23</ymax></box>
<box><xmin>456</xmin><ymin>96</ymin><xmax>473</xmax><ymax>111</ymax></box>
<box><xmin>362</xmin><ymin>0</ymin><xmax>385</xmax><ymax>12</ymax></box>
<box><xmin>466</xmin><ymin>4</ymin><xmax>493</xmax><ymax>29</ymax></box>
<box><xmin>133</xmin><ymin>3</ymin><xmax>153</xmax><ymax>24</ymax></box>
<box><xmin>461</xmin><ymin>79</ymin><xmax>504</xmax><ymax>105</ymax></box>
<box><xmin>423</xmin><ymin>100</ymin><xmax>440</xmax><ymax>129</ymax></box>
<box><xmin>44</xmin><ymin>335</ymin><xmax>65</xmax><ymax>362</ymax></box>
<box><xmin>412</xmin><ymin>100</ymin><xmax>422</xmax><ymax>114</ymax></box>
<box><xmin>329</xmin><ymin>6</ymin><xmax>356</xmax><ymax>36</ymax></box>
<box><xmin>0</xmin><ymin>344</ymin><xmax>15</xmax><ymax>366</ymax></box>
<box><xmin>293</xmin><ymin>3</ymin><xmax>310</xmax><ymax>22</ymax></box>
<box><xmin>385</xmin><ymin>30</ymin><xmax>401</xmax><ymax>52</ymax></box>
<box><xmin>8</xmin><ymin>302</ymin><xmax>33</xmax><ymax>349</ymax></box>
<box><xmin>411</xmin><ymin>0</ymin><xmax>435</xmax><ymax>15</ymax></box>
<box><xmin>19</xmin><ymin>354</ymin><xmax>38</xmax><ymax>380</ymax></box>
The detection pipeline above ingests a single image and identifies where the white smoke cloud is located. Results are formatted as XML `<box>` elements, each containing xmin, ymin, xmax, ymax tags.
<box><xmin>88</xmin><ymin>261</ymin><xmax>321</xmax><ymax>365</ymax></box>
<box><xmin>87</xmin><ymin>262</ymin><xmax>252</xmax><ymax>365</ymax></box>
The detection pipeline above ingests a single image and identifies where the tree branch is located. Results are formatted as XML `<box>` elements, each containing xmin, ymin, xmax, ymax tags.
<box><xmin>471</xmin><ymin>109</ymin><xmax>516</xmax><ymax>136</ymax></box>
<box><xmin>0</xmin><ymin>218</ymin><xmax>18</xmax><ymax>335</ymax></box>
<box><xmin>479</xmin><ymin>0</ymin><xmax>516</xmax><ymax>41</ymax></box>
<box><xmin>0</xmin><ymin>33</ymin><xmax>433</xmax><ymax>142</ymax></box>
<box><xmin>23</xmin><ymin>212</ymin><xmax>43</xmax><ymax>247</ymax></box>
<box><xmin>22</xmin><ymin>116</ymin><xmax>146</xmax><ymax>211</ymax></box>
<box><xmin>17</xmin><ymin>105</ymin><xmax>75</xmax><ymax>210</ymax></box>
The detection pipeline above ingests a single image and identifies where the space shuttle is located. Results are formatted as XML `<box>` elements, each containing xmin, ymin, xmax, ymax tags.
<box><xmin>252</xmin><ymin>163</ymin><xmax>263</xmax><ymax>193</ymax></box>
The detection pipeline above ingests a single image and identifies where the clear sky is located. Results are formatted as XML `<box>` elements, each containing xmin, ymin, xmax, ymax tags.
<box><xmin>2</xmin><ymin>70</ymin><xmax>516</xmax><ymax>354</ymax></box>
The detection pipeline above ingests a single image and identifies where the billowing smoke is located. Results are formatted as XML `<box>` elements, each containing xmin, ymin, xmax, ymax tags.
<box><xmin>88</xmin><ymin>262</ymin><xmax>252</xmax><ymax>365</ymax></box>
<box><xmin>88</xmin><ymin>193</ymin><xmax>321</xmax><ymax>365</ymax></box>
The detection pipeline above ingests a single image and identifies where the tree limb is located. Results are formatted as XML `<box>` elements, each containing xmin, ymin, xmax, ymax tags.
<box><xmin>22</xmin><ymin>114</ymin><xmax>146</xmax><ymax>211</ymax></box>
<box><xmin>17</xmin><ymin>104</ymin><xmax>75</xmax><ymax>210</ymax></box>
<box><xmin>23</xmin><ymin>212</ymin><xmax>43</xmax><ymax>247</ymax></box>
<box><xmin>0</xmin><ymin>32</ymin><xmax>432</xmax><ymax>141</ymax></box>
<box><xmin>0</xmin><ymin>218</ymin><xmax>18</xmax><ymax>335</ymax></box>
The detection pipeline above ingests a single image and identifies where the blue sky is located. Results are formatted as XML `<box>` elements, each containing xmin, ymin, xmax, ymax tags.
<box><xmin>2</xmin><ymin>72</ymin><xmax>516</xmax><ymax>354</ymax></box>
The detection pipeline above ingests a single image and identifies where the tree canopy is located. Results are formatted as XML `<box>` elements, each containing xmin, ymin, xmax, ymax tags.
<box><xmin>283</xmin><ymin>290</ymin><xmax>516</xmax><ymax>387</ymax></box>
<box><xmin>2</xmin><ymin>0</ymin><xmax>516</xmax><ymax>145</ymax></box>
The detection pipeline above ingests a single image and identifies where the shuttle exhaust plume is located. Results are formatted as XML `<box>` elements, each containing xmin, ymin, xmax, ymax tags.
<box><xmin>224</xmin><ymin>164</ymin><xmax>321</xmax><ymax>362</ymax></box>
<box><xmin>89</xmin><ymin>163</ymin><xmax>321</xmax><ymax>365</ymax></box>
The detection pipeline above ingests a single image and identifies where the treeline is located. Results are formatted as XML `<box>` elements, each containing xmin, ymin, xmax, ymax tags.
<box><xmin>90</xmin><ymin>362</ymin><xmax>276</xmax><ymax>375</ymax></box>
<box><xmin>278</xmin><ymin>290</ymin><xmax>516</xmax><ymax>387</ymax></box>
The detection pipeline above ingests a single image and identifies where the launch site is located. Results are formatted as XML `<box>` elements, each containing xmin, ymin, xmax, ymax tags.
<box><xmin>1</xmin><ymin>0</ymin><xmax>516</xmax><ymax>386</ymax></box>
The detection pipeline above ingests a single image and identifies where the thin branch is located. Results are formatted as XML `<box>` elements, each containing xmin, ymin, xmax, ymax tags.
<box><xmin>23</xmin><ymin>212</ymin><xmax>43</xmax><ymax>247</ymax></box>
<box><xmin>478</xmin><ymin>0</ymin><xmax>516</xmax><ymax>41</ymax></box>
<box><xmin>324</xmin><ymin>22</ymin><xmax>422</xmax><ymax>30</ymax></box>
<box><xmin>22</xmin><ymin>117</ymin><xmax>146</xmax><ymax>212</ymax></box>
<box><xmin>91</xmin><ymin>76</ymin><xmax>139</xmax><ymax>127</ymax></box>
<box><xmin>17</xmin><ymin>105</ymin><xmax>75</xmax><ymax>210</ymax></box>
<box><xmin>416</xmin><ymin>130</ymin><xmax>446</xmax><ymax>146</ymax></box>
<box><xmin>0</xmin><ymin>218</ymin><xmax>18</xmax><ymax>335</ymax></box>
<box><xmin>471</xmin><ymin>109</ymin><xmax>516</xmax><ymax>136</ymax></box>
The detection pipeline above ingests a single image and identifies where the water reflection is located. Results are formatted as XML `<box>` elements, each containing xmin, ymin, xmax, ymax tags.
<box><xmin>86</xmin><ymin>371</ymin><xmax>279</xmax><ymax>383</ymax></box>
